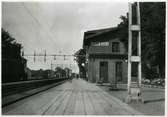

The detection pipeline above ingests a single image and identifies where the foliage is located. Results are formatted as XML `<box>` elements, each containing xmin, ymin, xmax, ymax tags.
<box><xmin>74</xmin><ymin>49</ymin><xmax>86</xmax><ymax>78</ymax></box>
<box><xmin>140</xmin><ymin>2</ymin><xmax>165</xmax><ymax>78</ymax></box>
<box><xmin>117</xmin><ymin>15</ymin><xmax>128</xmax><ymax>50</ymax></box>
<box><xmin>2</xmin><ymin>28</ymin><xmax>22</xmax><ymax>59</ymax></box>
<box><xmin>2</xmin><ymin>28</ymin><xmax>26</xmax><ymax>83</ymax></box>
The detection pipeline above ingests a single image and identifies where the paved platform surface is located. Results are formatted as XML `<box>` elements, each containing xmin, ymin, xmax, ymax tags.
<box><xmin>99</xmin><ymin>84</ymin><xmax>165</xmax><ymax>115</ymax></box>
<box><xmin>2</xmin><ymin>78</ymin><xmax>142</xmax><ymax>115</ymax></box>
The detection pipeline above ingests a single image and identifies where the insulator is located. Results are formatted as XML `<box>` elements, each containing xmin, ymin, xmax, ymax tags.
<box><xmin>44</xmin><ymin>50</ymin><xmax>46</xmax><ymax>62</ymax></box>
<box><xmin>34</xmin><ymin>52</ymin><xmax>36</xmax><ymax>62</ymax></box>
<box><xmin>64</xmin><ymin>55</ymin><xmax>66</xmax><ymax>60</ymax></box>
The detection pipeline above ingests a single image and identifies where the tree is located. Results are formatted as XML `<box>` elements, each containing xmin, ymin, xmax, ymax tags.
<box><xmin>2</xmin><ymin>28</ymin><xmax>27</xmax><ymax>83</ymax></box>
<box><xmin>74</xmin><ymin>49</ymin><xmax>86</xmax><ymax>79</ymax></box>
<box><xmin>2</xmin><ymin>28</ymin><xmax>22</xmax><ymax>59</ymax></box>
<box><xmin>117</xmin><ymin>15</ymin><xmax>128</xmax><ymax>50</ymax></box>
<box><xmin>140</xmin><ymin>2</ymin><xmax>165</xmax><ymax>78</ymax></box>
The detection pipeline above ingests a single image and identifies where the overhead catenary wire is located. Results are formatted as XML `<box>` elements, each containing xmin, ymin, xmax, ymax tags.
<box><xmin>24</xmin><ymin>53</ymin><xmax>86</xmax><ymax>57</ymax></box>
<box><xmin>23</xmin><ymin>52</ymin><xmax>86</xmax><ymax>63</ymax></box>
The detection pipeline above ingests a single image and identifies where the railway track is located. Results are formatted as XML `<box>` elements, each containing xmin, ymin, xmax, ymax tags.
<box><xmin>2</xmin><ymin>78</ymin><xmax>68</xmax><ymax>97</ymax></box>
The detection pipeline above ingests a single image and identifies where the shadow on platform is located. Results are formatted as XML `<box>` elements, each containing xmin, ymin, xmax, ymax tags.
<box><xmin>143</xmin><ymin>98</ymin><xmax>165</xmax><ymax>104</ymax></box>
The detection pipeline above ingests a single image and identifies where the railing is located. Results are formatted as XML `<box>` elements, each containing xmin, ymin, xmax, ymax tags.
<box><xmin>2</xmin><ymin>77</ymin><xmax>68</xmax><ymax>97</ymax></box>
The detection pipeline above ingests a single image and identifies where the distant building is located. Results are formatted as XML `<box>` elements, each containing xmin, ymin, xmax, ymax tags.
<box><xmin>64</xmin><ymin>68</ymin><xmax>72</xmax><ymax>78</ymax></box>
<box><xmin>83</xmin><ymin>27</ymin><xmax>128</xmax><ymax>85</ymax></box>
<box><xmin>49</xmin><ymin>70</ymin><xmax>55</xmax><ymax>78</ymax></box>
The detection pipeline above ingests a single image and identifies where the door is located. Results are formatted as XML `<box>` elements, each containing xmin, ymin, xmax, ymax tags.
<box><xmin>115</xmin><ymin>62</ymin><xmax>122</xmax><ymax>82</ymax></box>
<box><xmin>100</xmin><ymin>61</ymin><xmax>108</xmax><ymax>83</ymax></box>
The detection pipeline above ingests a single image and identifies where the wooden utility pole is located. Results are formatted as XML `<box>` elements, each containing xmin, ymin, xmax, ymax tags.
<box><xmin>126</xmin><ymin>2</ymin><xmax>142</xmax><ymax>103</ymax></box>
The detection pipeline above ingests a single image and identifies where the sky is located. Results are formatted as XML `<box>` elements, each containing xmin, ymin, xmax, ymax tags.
<box><xmin>2</xmin><ymin>1</ymin><xmax>128</xmax><ymax>72</ymax></box>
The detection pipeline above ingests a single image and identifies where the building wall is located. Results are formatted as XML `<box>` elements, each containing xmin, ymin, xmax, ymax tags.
<box><xmin>88</xmin><ymin>58</ymin><xmax>127</xmax><ymax>84</ymax></box>
<box><xmin>88</xmin><ymin>38</ymin><xmax>127</xmax><ymax>54</ymax></box>
<box><xmin>86</xmin><ymin>37</ymin><xmax>128</xmax><ymax>84</ymax></box>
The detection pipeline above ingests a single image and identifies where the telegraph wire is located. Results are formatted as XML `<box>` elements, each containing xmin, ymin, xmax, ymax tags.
<box><xmin>22</xmin><ymin>2</ymin><xmax>57</xmax><ymax>45</ymax></box>
<box><xmin>21</xmin><ymin>3</ymin><xmax>41</xmax><ymax>53</ymax></box>
<box><xmin>22</xmin><ymin>2</ymin><xmax>41</xmax><ymax>27</ymax></box>
<box><xmin>21</xmin><ymin>3</ymin><xmax>56</xmax><ymax>63</ymax></box>
<box><xmin>21</xmin><ymin>3</ymin><xmax>78</xmax><ymax>63</ymax></box>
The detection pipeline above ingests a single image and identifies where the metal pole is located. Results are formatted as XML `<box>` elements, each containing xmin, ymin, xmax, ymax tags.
<box><xmin>128</xmin><ymin>2</ymin><xmax>132</xmax><ymax>94</ymax></box>
<box><xmin>137</xmin><ymin>2</ymin><xmax>142</xmax><ymax>88</ymax></box>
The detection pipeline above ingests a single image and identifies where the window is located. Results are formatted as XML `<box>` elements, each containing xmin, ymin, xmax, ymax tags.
<box><xmin>112</xmin><ymin>42</ymin><xmax>120</xmax><ymax>52</ymax></box>
<box><xmin>91</xmin><ymin>41</ymin><xmax>109</xmax><ymax>46</ymax></box>
<box><xmin>100</xmin><ymin>42</ymin><xmax>109</xmax><ymax>46</ymax></box>
<box><xmin>91</xmin><ymin>42</ymin><xmax>100</xmax><ymax>46</ymax></box>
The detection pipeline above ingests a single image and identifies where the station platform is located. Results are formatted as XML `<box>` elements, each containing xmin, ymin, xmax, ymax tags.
<box><xmin>2</xmin><ymin>78</ymin><xmax>142</xmax><ymax>115</ymax></box>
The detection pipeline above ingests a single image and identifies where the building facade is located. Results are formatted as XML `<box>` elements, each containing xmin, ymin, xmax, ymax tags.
<box><xmin>83</xmin><ymin>27</ymin><xmax>128</xmax><ymax>84</ymax></box>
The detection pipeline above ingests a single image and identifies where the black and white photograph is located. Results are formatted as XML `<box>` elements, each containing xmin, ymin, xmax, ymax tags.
<box><xmin>1</xmin><ymin>0</ymin><xmax>165</xmax><ymax>115</ymax></box>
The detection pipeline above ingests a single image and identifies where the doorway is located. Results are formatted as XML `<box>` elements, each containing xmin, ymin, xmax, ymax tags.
<box><xmin>115</xmin><ymin>62</ymin><xmax>122</xmax><ymax>82</ymax></box>
<box><xmin>100</xmin><ymin>61</ymin><xmax>108</xmax><ymax>83</ymax></box>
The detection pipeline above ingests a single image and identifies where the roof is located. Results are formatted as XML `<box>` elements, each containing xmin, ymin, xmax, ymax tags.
<box><xmin>83</xmin><ymin>27</ymin><xmax>119</xmax><ymax>47</ymax></box>
<box><xmin>85</xmin><ymin>27</ymin><xmax>118</xmax><ymax>39</ymax></box>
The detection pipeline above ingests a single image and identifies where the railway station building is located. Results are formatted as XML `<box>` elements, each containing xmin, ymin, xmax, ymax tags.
<box><xmin>83</xmin><ymin>27</ymin><xmax>128</xmax><ymax>85</ymax></box>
